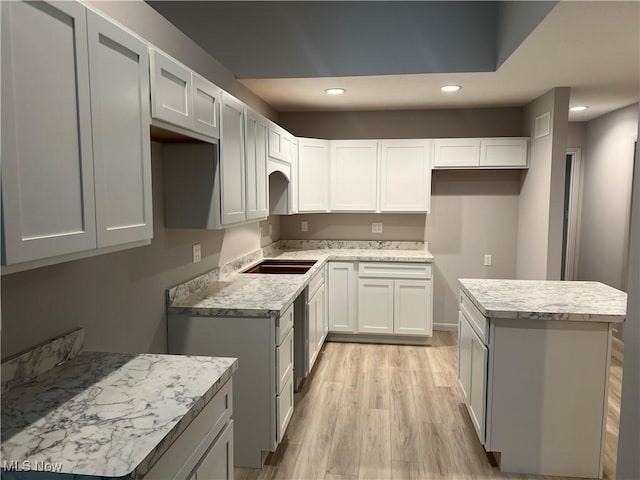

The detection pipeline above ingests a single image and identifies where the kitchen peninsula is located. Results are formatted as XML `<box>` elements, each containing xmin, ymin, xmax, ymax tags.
<box><xmin>458</xmin><ymin>279</ymin><xmax>626</xmax><ymax>479</ymax></box>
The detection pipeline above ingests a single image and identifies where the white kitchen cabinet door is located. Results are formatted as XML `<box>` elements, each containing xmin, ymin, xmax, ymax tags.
<box><xmin>150</xmin><ymin>49</ymin><xmax>192</xmax><ymax>130</ymax></box>
<box><xmin>194</xmin><ymin>421</ymin><xmax>234</xmax><ymax>480</ymax></box>
<box><xmin>245</xmin><ymin>109</ymin><xmax>269</xmax><ymax>221</ymax></box>
<box><xmin>480</xmin><ymin>138</ymin><xmax>528</xmax><ymax>168</ymax></box>
<box><xmin>315</xmin><ymin>283</ymin><xmax>327</xmax><ymax>352</ymax></box>
<box><xmin>433</xmin><ymin>139</ymin><xmax>481</xmax><ymax>168</ymax></box>
<box><xmin>469</xmin><ymin>330</ymin><xmax>488</xmax><ymax>443</ymax></box>
<box><xmin>88</xmin><ymin>11</ymin><xmax>153</xmax><ymax>248</ymax></box>
<box><xmin>307</xmin><ymin>289</ymin><xmax>320</xmax><ymax>371</ymax></box>
<box><xmin>328</xmin><ymin>262</ymin><xmax>356</xmax><ymax>333</ymax></box>
<box><xmin>330</xmin><ymin>140</ymin><xmax>378</xmax><ymax>211</ymax></box>
<box><xmin>1</xmin><ymin>0</ymin><xmax>97</xmax><ymax>264</ymax></box>
<box><xmin>298</xmin><ymin>138</ymin><xmax>330</xmax><ymax>212</ymax></box>
<box><xmin>192</xmin><ymin>74</ymin><xmax>220</xmax><ymax>138</ymax></box>
<box><xmin>457</xmin><ymin>311</ymin><xmax>473</xmax><ymax>403</ymax></box>
<box><xmin>289</xmin><ymin>139</ymin><xmax>299</xmax><ymax>214</ymax></box>
<box><xmin>379</xmin><ymin>140</ymin><xmax>432</xmax><ymax>212</ymax></box>
<box><xmin>394</xmin><ymin>279</ymin><xmax>432</xmax><ymax>336</ymax></box>
<box><xmin>220</xmin><ymin>92</ymin><xmax>246</xmax><ymax>225</ymax></box>
<box><xmin>358</xmin><ymin>279</ymin><xmax>394</xmax><ymax>334</ymax></box>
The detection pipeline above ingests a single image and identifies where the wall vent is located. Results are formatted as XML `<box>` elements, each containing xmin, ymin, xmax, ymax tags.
<box><xmin>535</xmin><ymin>112</ymin><xmax>551</xmax><ymax>139</ymax></box>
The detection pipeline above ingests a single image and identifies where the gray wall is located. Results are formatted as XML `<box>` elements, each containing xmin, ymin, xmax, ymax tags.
<box><xmin>516</xmin><ymin>87</ymin><xmax>570</xmax><ymax>280</ymax></box>
<box><xmin>617</xmin><ymin>113</ymin><xmax>640</xmax><ymax>480</ymax></box>
<box><xmin>567</xmin><ymin>121</ymin><xmax>586</xmax><ymax>148</ymax></box>
<box><xmin>279</xmin><ymin>108</ymin><xmax>524</xmax><ymax>328</ymax></box>
<box><xmin>577</xmin><ymin>103</ymin><xmax>638</xmax><ymax>291</ymax></box>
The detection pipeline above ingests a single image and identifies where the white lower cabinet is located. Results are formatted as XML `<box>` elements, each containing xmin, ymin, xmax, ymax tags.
<box><xmin>356</xmin><ymin>262</ymin><xmax>433</xmax><ymax>338</ymax></box>
<box><xmin>358</xmin><ymin>279</ymin><xmax>394</xmax><ymax>334</ymax></box>
<box><xmin>327</xmin><ymin>262</ymin><xmax>356</xmax><ymax>332</ymax></box>
<box><xmin>307</xmin><ymin>267</ymin><xmax>327</xmax><ymax>372</ymax></box>
<box><xmin>145</xmin><ymin>379</ymin><xmax>234</xmax><ymax>480</ymax></box>
<box><xmin>457</xmin><ymin>309</ymin><xmax>487</xmax><ymax>442</ymax></box>
<box><xmin>168</xmin><ymin>303</ymin><xmax>295</xmax><ymax>468</ymax></box>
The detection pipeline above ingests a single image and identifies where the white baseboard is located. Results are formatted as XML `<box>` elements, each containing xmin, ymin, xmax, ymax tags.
<box><xmin>433</xmin><ymin>322</ymin><xmax>458</xmax><ymax>332</ymax></box>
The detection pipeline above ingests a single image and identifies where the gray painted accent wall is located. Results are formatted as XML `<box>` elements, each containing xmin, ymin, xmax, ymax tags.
<box><xmin>577</xmin><ymin>103</ymin><xmax>638</xmax><ymax>291</ymax></box>
<box><xmin>279</xmin><ymin>108</ymin><xmax>523</xmax><ymax>140</ymax></box>
<box><xmin>0</xmin><ymin>144</ymin><xmax>275</xmax><ymax>360</ymax></box>
<box><xmin>516</xmin><ymin>87</ymin><xmax>570</xmax><ymax>280</ymax></box>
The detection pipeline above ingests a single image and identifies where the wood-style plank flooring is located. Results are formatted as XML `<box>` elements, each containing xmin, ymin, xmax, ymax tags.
<box><xmin>236</xmin><ymin>332</ymin><xmax>623</xmax><ymax>480</ymax></box>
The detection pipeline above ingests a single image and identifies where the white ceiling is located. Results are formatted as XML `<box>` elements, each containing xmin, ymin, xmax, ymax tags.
<box><xmin>148</xmin><ymin>1</ymin><xmax>639</xmax><ymax>122</ymax></box>
<box><xmin>239</xmin><ymin>1</ymin><xmax>639</xmax><ymax>121</ymax></box>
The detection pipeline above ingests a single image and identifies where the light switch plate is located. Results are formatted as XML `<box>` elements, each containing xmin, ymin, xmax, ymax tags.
<box><xmin>372</xmin><ymin>222</ymin><xmax>383</xmax><ymax>233</ymax></box>
<box><xmin>193</xmin><ymin>243</ymin><xmax>202</xmax><ymax>263</ymax></box>
<box><xmin>484</xmin><ymin>254</ymin><xmax>492</xmax><ymax>266</ymax></box>
<box><xmin>301</xmin><ymin>221</ymin><xmax>308</xmax><ymax>232</ymax></box>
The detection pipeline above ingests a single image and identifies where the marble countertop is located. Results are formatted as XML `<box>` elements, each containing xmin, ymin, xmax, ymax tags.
<box><xmin>1</xmin><ymin>352</ymin><xmax>237</xmax><ymax>479</ymax></box>
<box><xmin>459</xmin><ymin>279</ymin><xmax>627</xmax><ymax>323</ymax></box>
<box><xmin>169</xmin><ymin>247</ymin><xmax>434</xmax><ymax>317</ymax></box>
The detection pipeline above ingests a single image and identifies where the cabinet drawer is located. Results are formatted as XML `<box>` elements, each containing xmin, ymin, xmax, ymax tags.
<box><xmin>308</xmin><ymin>267</ymin><xmax>325</xmax><ymax>297</ymax></box>
<box><xmin>145</xmin><ymin>379</ymin><xmax>233</xmax><ymax>479</ymax></box>
<box><xmin>193</xmin><ymin>420</ymin><xmax>234</xmax><ymax>480</ymax></box>
<box><xmin>276</xmin><ymin>371</ymin><xmax>295</xmax><ymax>443</ymax></box>
<box><xmin>276</xmin><ymin>302</ymin><xmax>294</xmax><ymax>345</ymax></box>
<box><xmin>276</xmin><ymin>328</ymin><xmax>294</xmax><ymax>395</ymax></box>
<box><xmin>460</xmin><ymin>292</ymin><xmax>489</xmax><ymax>344</ymax></box>
<box><xmin>359</xmin><ymin>262</ymin><xmax>432</xmax><ymax>280</ymax></box>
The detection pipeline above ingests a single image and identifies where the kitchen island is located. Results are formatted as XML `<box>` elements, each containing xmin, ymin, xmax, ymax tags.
<box><xmin>1</xmin><ymin>329</ymin><xmax>238</xmax><ymax>479</ymax></box>
<box><xmin>458</xmin><ymin>279</ymin><xmax>626</xmax><ymax>479</ymax></box>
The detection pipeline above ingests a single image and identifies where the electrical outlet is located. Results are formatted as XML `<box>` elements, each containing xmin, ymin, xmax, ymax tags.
<box><xmin>192</xmin><ymin>243</ymin><xmax>202</xmax><ymax>263</ymax></box>
<box><xmin>484</xmin><ymin>254</ymin><xmax>492</xmax><ymax>266</ymax></box>
<box><xmin>301</xmin><ymin>221</ymin><xmax>308</xmax><ymax>232</ymax></box>
<box><xmin>372</xmin><ymin>222</ymin><xmax>383</xmax><ymax>233</ymax></box>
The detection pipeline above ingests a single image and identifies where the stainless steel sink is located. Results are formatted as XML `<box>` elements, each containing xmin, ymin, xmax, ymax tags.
<box><xmin>242</xmin><ymin>259</ymin><xmax>316</xmax><ymax>274</ymax></box>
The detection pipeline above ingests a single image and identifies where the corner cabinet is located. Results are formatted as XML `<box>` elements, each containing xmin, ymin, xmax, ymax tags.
<box><xmin>297</xmin><ymin>138</ymin><xmax>330</xmax><ymax>212</ymax></box>
<box><xmin>379</xmin><ymin>140</ymin><xmax>432</xmax><ymax>212</ymax></box>
<box><xmin>1</xmin><ymin>1</ymin><xmax>152</xmax><ymax>266</ymax></box>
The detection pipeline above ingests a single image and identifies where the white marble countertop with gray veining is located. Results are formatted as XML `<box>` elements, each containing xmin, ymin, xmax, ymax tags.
<box><xmin>459</xmin><ymin>278</ymin><xmax>627</xmax><ymax>323</ymax></box>
<box><xmin>168</xmin><ymin>247</ymin><xmax>434</xmax><ymax>317</ymax></box>
<box><xmin>1</xmin><ymin>352</ymin><xmax>237</xmax><ymax>479</ymax></box>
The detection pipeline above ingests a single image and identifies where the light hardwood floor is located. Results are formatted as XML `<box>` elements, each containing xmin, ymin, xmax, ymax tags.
<box><xmin>236</xmin><ymin>332</ymin><xmax>623</xmax><ymax>480</ymax></box>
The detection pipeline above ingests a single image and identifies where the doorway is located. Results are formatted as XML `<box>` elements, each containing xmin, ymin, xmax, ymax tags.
<box><xmin>561</xmin><ymin>149</ymin><xmax>583</xmax><ymax>281</ymax></box>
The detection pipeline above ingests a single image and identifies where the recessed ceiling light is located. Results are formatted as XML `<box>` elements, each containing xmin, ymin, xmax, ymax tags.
<box><xmin>325</xmin><ymin>88</ymin><xmax>346</xmax><ymax>95</ymax></box>
<box><xmin>441</xmin><ymin>85</ymin><xmax>461</xmax><ymax>93</ymax></box>
<box><xmin>570</xmin><ymin>105</ymin><xmax>589</xmax><ymax>112</ymax></box>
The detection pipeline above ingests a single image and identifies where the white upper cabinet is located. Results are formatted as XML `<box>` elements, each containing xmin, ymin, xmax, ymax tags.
<box><xmin>220</xmin><ymin>92</ymin><xmax>247</xmax><ymax>225</ymax></box>
<box><xmin>434</xmin><ymin>139</ymin><xmax>481</xmax><ymax>168</ymax></box>
<box><xmin>150</xmin><ymin>49</ymin><xmax>192</xmax><ymax>131</ymax></box>
<box><xmin>88</xmin><ymin>11</ymin><xmax>152</xmax><ymax>248</ymax></box>
<box><xmin>245</xmin><ymin>109</ymin><xmax>269</xmax><ymax>221</ymax></box>
<box><xmin>298</xmin><ymin>138</ymin><xmax>330</xmax><ymax>212</ymax></box>
<box><xmin>269</xmin><ymin>123</ymin><xmax>294</xmax><ymax>164</ymax></box>
<box><xmin>192</xmin><ymin>74</ymin><xmax>220</xmax><ymax>138</ymax></box>
<box><xmin>150</xmin><ymin>49</ymin><xmax>220</xmax><ymax>141</ymax></box>
<box><xmin>480</xmin><ymin>138</ymin><xmax>529</xmax><ymax>168</ymax></box>
<box><xmin>330</xmin><ymin>140</ymin><xmax>378</xmax><ymax>211</ymax></box>
<box><xmin>379</xmin><ymin>140</ymin><xmax>432</xmax><ymax>212</ymax></box>
<box><xmin>289</xmin><ymin>139</ymin><xmax>299</xmax><ymax>214</ymax></box>
<box><xmin>2</xmin><ymin>1</ymin><xmax>97</xmax><ymax>265</ymax></box>
<box><xmin>434</xmin><ymin>138</ymin><xmax>528</xmax><ymax>169</ymax></box>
